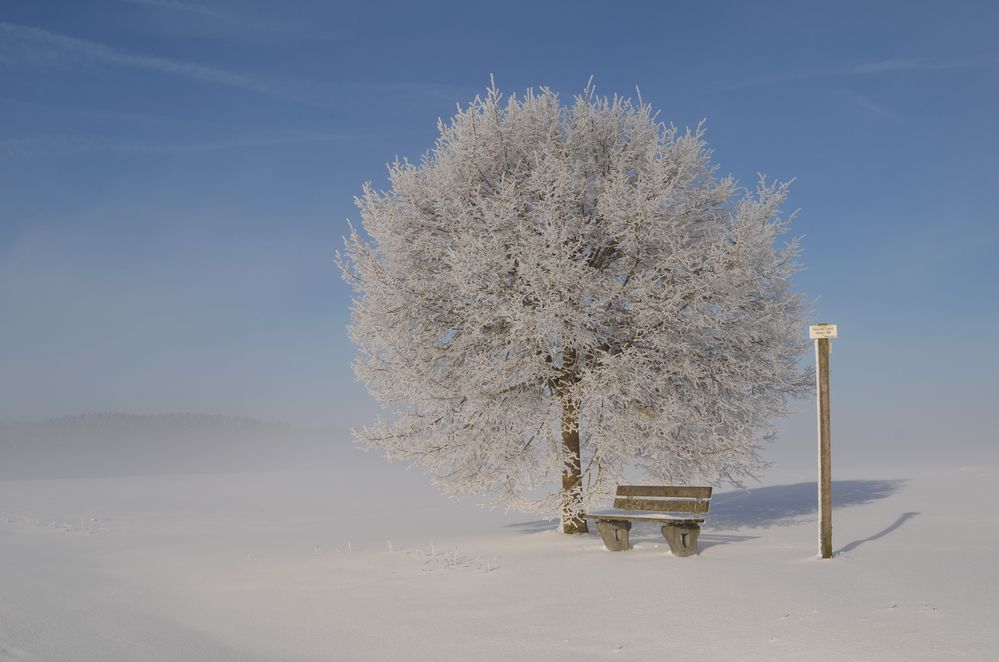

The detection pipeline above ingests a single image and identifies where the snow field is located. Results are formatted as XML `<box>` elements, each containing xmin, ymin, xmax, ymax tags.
<box><xmin>1</xmin><ymin>462</ymin><xmax>996</xmax><ymax>661</ymax></box>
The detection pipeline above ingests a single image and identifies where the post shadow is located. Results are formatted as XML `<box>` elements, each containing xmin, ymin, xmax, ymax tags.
<box><xmin>836</xmin><ymin>511</ymin><xmax>919</xmax><ymax>554</ymax></box>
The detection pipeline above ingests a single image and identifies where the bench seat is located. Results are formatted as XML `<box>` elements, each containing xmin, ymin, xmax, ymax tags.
<box><xmin>583</xmin><ymin>512</ymin><xmax>704</xmax><ymax>524</ymax></box>
<box><xmin>583</xmin><ymin>485</ymin><xmax>712</xmax><ymax>556</ymax></box>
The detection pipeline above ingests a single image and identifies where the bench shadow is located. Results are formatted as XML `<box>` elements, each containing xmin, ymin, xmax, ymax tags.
<box><xmin>697</xmin><ymin>533</ymin><xmax>759</xmax><ymax>551</ymax></box>
<box><xmin>626</xmin><ymin>523</ymin><xmax>758</xmax><ymax>550</ymax></box>
<box><xmin>503</xmin><ymin>479</ymin><xmax>905</xmax><ymax>540</ymax></box>
<box><xmin>709</xmin><ymin>479</ymin><xmax>905</xmax><ymax>530</ymax></box>
<box><xmin>836</xmin><ymin>511</ymin><xmax>919</xmax><ymax>554</ymax></box>
<box><xmin>503</xmin><ymin>518</ymin><xmax>560</xmax><ymax>534</ymax></box>
<box><xmin>500</xmin><ymin>519</ymin><xmax>758</xmax><ymax>551</ymax></box>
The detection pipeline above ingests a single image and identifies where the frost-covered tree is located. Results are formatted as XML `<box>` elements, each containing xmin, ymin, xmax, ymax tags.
<box><xmin>339</xmin><ymin>82</ymin><xmax>809</xmax><ymax>533</ymax></box>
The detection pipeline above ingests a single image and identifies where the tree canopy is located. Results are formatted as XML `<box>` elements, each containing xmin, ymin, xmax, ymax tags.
<box><xmin>340</xmin><ymin>82</ymin><xmax>809</xmax><ymax>530</ymax></box>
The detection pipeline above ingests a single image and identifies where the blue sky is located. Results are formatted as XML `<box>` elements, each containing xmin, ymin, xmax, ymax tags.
<box><xmin>1</xmin><ymin>0</ymin><xmax>997</xmax><ymax>467</ymax></box>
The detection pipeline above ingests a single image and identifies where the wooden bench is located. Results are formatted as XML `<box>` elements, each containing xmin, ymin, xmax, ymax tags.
<box><xmin>583</xmin><ymin>485</ymin><xmax>713</xmax><ymax>556</ymax></box>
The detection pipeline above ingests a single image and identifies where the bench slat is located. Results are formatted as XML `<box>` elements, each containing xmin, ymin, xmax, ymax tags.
<box><xmin>583</xmin><ymin>513</ymin><xmax>704</xmax><ymax>523</ymax></box>
<box><xmin>613</xmin><ymin>497</ymin><xmax>710</xmax><ymax>513</ymax></box>
<box><xmin>616</xmin><ymin>485</ymin><xmax>712</xmax><ymax>498</ymax></box>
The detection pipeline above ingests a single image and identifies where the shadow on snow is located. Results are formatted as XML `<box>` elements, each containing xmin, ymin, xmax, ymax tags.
<box><xmin>836</xmin><ymin>511</ymin><xmax>919</xmax><ymax>555</ymax></box>
<box><xmin>709</xmin><ymin>479</ymin><xmax>905</xmax><ymax>530</ymax></box>
<box><xmin>505</xmin><ymin>479</ymin><xmax>905</xmax><ymax>538</ymax></box>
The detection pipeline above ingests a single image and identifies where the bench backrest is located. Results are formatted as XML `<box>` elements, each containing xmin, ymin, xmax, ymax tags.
<box><xmin>614</xmin><ymin>485</ymin><xmax>713</xmax><ymax>514</ymax></box>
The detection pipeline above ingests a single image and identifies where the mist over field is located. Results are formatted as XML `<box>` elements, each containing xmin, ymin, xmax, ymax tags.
<box><xmin>0</xmin><ymin>413</ymin><xmax>343</xmax><ymax>480</ymax></box>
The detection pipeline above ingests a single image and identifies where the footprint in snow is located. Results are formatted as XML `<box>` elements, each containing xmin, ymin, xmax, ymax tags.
<box><xmin>0</xmin><ymin>642</ymin><xmax>33</xmax><ymax>660</ymax></box>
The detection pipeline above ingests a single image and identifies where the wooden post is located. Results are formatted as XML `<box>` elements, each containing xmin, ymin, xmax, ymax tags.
<box><xmin>810</xmin><ymin>323</ymin><xmax>837</xmax><ymax>559</ymax></box>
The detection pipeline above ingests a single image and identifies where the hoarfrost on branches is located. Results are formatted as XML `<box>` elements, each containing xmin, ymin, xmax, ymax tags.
<box><xmin>339</xmin><ymin>81</ymin><xmax>810</xmax><ymax>529</ymax></box>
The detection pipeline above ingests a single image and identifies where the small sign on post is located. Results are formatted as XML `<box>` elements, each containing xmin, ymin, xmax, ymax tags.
<box><xmin>809</xmin><ymin>324</ymin><xmax>838</xmax><ymax>340</ymax></box>
<box><xmin>810</xmin><ymin>323</ymin><xmax>837</xmax><ymax>558</ymax></box>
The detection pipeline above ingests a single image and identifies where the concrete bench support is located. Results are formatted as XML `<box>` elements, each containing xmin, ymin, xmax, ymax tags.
<box><xmin>595</xmin><ymin>519</ymin><xmax>632</xmax><ymax>551</ymax></box>
<box><xmin>662</xmin><ymin>522</ymin><xmax>701</xmax><ymax>557</ymax></box>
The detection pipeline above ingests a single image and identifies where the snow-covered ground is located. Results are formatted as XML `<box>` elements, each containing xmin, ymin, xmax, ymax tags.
<box><xmin>1</xmin><ymin>425</ymin><xmax>996</xmax><ymax>661</ymax></box>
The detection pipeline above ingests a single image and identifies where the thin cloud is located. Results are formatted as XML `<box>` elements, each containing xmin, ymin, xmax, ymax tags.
<box><xmin>116</xmin><ymin>0</ymin><xmax>345</xmax><ymax>42</ymax></box>
<box><xmin>724</xmin><ymin>55</ymin><xmax>996</xmax><ymax>90</ymax></box>
<box><xmin>117</xmin><ymin>0</ymin><xmax>231</xmax><ymax>20</ymax></box>
<box><xmin>847</xmin><ymin>92</ymin><xmax>898</xmax><ymax>121</ymax></box>
<box><xmin>0</xmin><ymin>133</ymin><xmax>357</xmax><ymax>159</ymax></box>
<box><xmin>364</xmin><ymin>82</ymin><xmax>479</xmax><ymax>104</ymax></box>
<box><xmin>850</xmin><ymin>56</ymin><xmax>984</xmax><ymax>74</ymax></box>
<box><xmin>0</xmin><ymin>21</ymin><xmax>306</xmax><ymax>102</ymax></box>
<box><xmin>723</xmin><ymin>68</ymin><xmax>834</xmax><ymax>90</ymax></box>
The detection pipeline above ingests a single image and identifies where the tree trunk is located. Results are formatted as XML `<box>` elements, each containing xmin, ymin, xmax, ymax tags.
<box><xmin>560</xmin><ymin>395</ymin><xmax>588</xmax><ymax>534</ymax></box>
